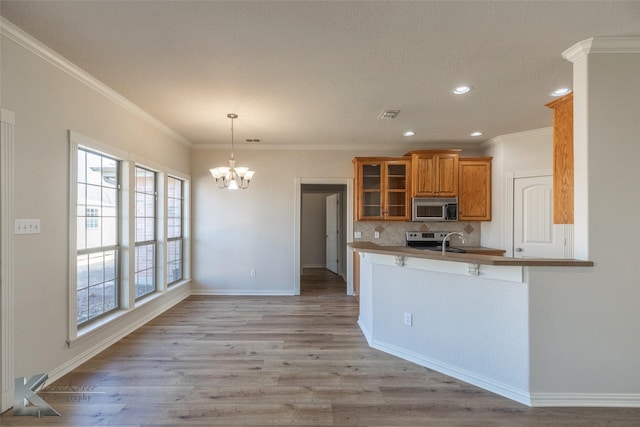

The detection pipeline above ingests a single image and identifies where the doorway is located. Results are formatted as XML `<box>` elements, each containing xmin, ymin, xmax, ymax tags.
<box><xmin>294</xmin><ymin>178</ymin><xmax>353</xmax><ymax>296</ymax></box>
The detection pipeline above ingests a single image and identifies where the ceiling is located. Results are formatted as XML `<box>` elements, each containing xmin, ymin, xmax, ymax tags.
<box><xmin>2</xmin><ymin>1</ymin><xmax>640</xmax><ymax>149</ymax></box>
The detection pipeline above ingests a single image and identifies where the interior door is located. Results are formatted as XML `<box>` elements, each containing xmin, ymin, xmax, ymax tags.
<box><xmin>513</xmin><ymin>175</ymin><xmax>565</xmax><ymax>258</ymax></box>
<box><xmin>325</xmin><ymin>193</ymin><xmax>339</xmax><ymax>274</ymax></box>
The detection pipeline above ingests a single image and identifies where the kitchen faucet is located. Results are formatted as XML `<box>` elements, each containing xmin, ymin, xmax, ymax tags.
<box><xmin>442</xmin><ymin>232</ymin><xmax>465</xmax><ymax>255</ymax></box>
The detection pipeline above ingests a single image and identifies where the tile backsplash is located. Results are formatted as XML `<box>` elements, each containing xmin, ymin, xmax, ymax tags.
<box><xmin>354</xmin><ymin>221</ymin><xmax>481</xmax><ymax>247</ymax></box>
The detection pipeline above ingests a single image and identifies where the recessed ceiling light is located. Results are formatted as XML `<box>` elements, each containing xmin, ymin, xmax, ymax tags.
<box><xmin>470</xmin><ymin>131</ymin><xmax>483</xmax><ymax>137</ymax></box>
<box><xmin>551</xmin><ymin>88</ymin><xmax>571</xmax><ymax>97</ymax></box>
<box><xmin>452</xmin><ymin>86</ymin><xmax>472</xmax><ymax>95</ymax></box>
<box><xmin>403</xmin><ymin>130</ymin><xmax>416</xmax><ymax>137</ymax></box>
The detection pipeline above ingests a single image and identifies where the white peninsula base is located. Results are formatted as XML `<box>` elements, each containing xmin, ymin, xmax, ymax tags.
<box><xmin>357</xmin><ymin>251</ymin><xmax>532</xmax><ymax>405</ymax></box>
<box><xmin>353</xmin><ymin>246</ymin><xmax>640</xmax><ymax>408</ymax></box>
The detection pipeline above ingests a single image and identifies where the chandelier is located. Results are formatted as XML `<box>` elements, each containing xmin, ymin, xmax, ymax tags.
<box><xmin>209</xmin><ymin>113</ymin><xmax>255</xmax><ymax>190</ymax></box>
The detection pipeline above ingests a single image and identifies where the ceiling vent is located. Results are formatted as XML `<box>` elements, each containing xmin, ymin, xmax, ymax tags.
<box><xmin>378</xmin><ymin>110</ymin><xmax>400</xmax><ymax>119</ymax></box>
<box><xmin>245</xmin><ymin>138</ymin><xmax>261</xmax><ymax>143</ymax></box>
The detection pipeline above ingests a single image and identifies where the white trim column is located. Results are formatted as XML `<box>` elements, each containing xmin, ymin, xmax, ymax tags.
<box><xmin>562</xmin><ymin>37</ymin><xmax>640</xmax><ymax>260</ymax></box>
<box><xmin>1</xmin><ymin>108</ymin><xmax>15</xmax><ymax>412</ymax></box>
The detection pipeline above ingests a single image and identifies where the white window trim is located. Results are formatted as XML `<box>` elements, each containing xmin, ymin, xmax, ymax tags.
<box><xmin>166</xmin><ymin>176</ymin><xmax>186</xmax><ymax>286</ymax></box>
<box><xmin>165</xmin><ymin>173</ymin><xmax>190</xmax><ymax>287</ymax></box>
<box><xmin>133</xmin><ymin>165</ymin><xmax>159</xmax><ymax>300</ymax></box>
<box><xmin>68</xmin><ymin>131</ymin><xmax>191</xmax><ymax>345</ymax></box>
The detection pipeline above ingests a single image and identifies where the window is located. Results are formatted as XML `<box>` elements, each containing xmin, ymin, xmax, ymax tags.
<box><xmin>70</xmin><ymin>131</ymin><xmax>190</xmax><ymax>342</ymax></box>
<box><xmin>167</xmin><ymin>176</ymin><xmax>184</xmax><ymax>284</ymax></box>
<box><xmin>135</xmin><ymin>166</ymin><xmax>157</xmax><ymax>299</ymax></box>
<box><xmin>76</xmin><ymin>148</ymin><xmax>119</xmax><ymax>325</ymax></box>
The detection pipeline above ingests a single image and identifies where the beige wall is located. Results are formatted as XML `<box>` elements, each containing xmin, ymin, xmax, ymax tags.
<box><xmin>1</xmin><ymin>33</ymin><xmax>190</xmax><ymax>378</ymax></box>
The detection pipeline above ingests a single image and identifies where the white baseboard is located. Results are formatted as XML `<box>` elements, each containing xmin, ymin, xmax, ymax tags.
<box><xmin>46</xmin><ymin>286</ymin><xmax>190</xmax><ymax>385</ymax></box>
<box><xmin>530</xmin><ymin>393</ymin><xmax>640</xmax><ymax>407</ymax></box>
<box><xmin>302</xmin><ymin>264</ymin><xmax>326</xmax><ymax>269</ymax></box>
<box><xmin>357</xmin><ymin>318</ymin><xmax>372</xmax><ymax>345</ymax></box>
<box><xmin>370</xmin><ymin>339</ymin><xmax>532</xmax><ymax>407</ymax></box>
<box><xmin>191</xmin><ymin>289</ymin><xmax>295</xmax><ymax>296</ymax></box>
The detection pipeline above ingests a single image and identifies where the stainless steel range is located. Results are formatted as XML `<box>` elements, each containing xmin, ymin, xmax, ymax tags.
<box><xmin>405</xmin><ymin>231</ymin><xmax>466</xmax><ymax>253</ymax></box>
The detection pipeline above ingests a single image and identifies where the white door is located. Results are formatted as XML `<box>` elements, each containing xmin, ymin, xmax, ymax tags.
<box><xmin>325</xmin><ymin>193</ymin><xmax>339</xmax><ymax>274</ymax></box>
<box><xmin>513</xmin><ymin>176</ymin><xmax>566</xmax><ymax>258</ymax></box>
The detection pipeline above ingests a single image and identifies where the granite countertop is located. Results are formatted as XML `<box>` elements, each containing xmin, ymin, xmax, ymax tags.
<box><xmin>349</xmin><ymin>242</ymin><xmax>594</xmax><ymax>267</ymax></box>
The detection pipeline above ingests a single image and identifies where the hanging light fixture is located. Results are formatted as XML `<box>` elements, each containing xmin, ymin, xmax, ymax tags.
<box><xmin>209</xmin><ymin>113</ymin><xmax>255</xmax><ymax>190</ymax></box>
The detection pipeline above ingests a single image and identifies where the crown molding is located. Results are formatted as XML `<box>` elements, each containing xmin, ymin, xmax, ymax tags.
<box><xmin>482</xmin><ymin>127</ymin><xmax>552</xmax><ymax>147</ymax></box>
<box><xmin>562</xmin><ymin>37</ymin><xmax>640</xmax><ymax>63</ymax></box>
<box><xmin>192</xmin><ymin>141</ymin><xmax>483</xmax><ymax>151</ymax></box>
<box><xmin>0</xmin><ymin>17</ymin><xmax>192</xmax><ymax>147</ymax></box>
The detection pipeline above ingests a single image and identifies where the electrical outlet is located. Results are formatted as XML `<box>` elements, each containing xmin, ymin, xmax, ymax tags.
<box><xmin>250</xmin><ymin>269</ymin><xmax>256</xmax><ymax>277</ymax></box>
<box><xmin>374</xmin><ymin>231</ymin><xmax>380</xmax><ymax>239</ymax></box>
<box><xmin>354</xmin><ymin>231</ymin><xmax>362</xmax><ymax>238</ymax></box>
<box><xmin>404</xmin><ymin>312</ymin><xmax>413</xmax><ymax>326</ymax></box>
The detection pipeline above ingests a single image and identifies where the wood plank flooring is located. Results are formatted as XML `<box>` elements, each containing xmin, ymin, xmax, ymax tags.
<box><xmin>3</xmin><ymin>268</ymin><xmax>640</xmax><ymax>426</ymax></box>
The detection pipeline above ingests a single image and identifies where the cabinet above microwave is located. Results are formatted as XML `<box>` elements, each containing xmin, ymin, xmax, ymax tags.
<box><xmin>405</xmin><ymin>150</ymin><xmax>460</xmax><ymax>198</ymax></box>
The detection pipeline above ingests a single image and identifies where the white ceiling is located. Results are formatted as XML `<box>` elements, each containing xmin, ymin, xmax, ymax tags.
<box><xmin>2</xmin><ymin>1</ymin><xmax>640</xmax><ymax>149</ymax></box>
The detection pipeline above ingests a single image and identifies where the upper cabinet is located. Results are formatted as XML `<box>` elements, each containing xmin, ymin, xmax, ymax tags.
<box><xmin>546</xmin><ymin>92</ymin><xmax>574</xmax><ymax>224</ymax></box>
<box><xmin>458</xmin><ymin>157</ymin><xmax>492</xmax><ymax>221</ymax></box>
<box><xmin>353</xmin><ymin>157</ymin><xmax>411</xmax><ymax>221</ymax></box>
<box><xmin>407</xmin><ymin>150</ymin><xmax>460</xmax><ymax>197</ymax></box>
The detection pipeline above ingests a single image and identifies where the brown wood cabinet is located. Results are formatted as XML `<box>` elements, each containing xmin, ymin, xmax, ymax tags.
<box><xmin>407</xmin><ymin>150</ymin><xmax>460</xmax><ymax>197</ymax></box>
<box><xmin>353</xmin><ymin>157</ymin><xmax>411</xmax><ymax>221</ymax></box>
<box><xmin>546</xmin><ymin>92</ymin><xmax>574</xmax><ymax>224</ymax></box>
<box><xmin>458</xmin><ymin>157</ymin><xmax>492</xmax><ymax>221</ymax></box>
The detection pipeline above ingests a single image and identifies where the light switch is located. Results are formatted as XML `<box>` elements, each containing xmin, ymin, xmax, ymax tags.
<box><xmin>374</xmin><ymin>231</ymin><xmax>380</xmax><ymax>239</ymax></box>
<box><xmin>15</xmin><ymin>219</ymin><xmax>41</xmax><ymax>234</ymax></box>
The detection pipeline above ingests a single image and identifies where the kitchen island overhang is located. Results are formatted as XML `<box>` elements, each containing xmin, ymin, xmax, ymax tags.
<box><xmin>350</xmin><ymin>242</ymin><xmax>599</xmax><ymax>407</ymax></box>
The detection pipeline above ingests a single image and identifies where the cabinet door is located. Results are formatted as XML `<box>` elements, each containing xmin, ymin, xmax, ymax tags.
<box><xmin>435</xmin><ymin>154</ymin><xmax>459</xmax><ymax>197</ymax></box>
<box><xmin>354</xmin><ymin>158</ymin><xmax>410</xmax><ymax>221</ymax></box>
<box><xmin>384</xmin><ymin>160</ymin><xmax>410</xmax><ymax>220</ymax></box>
<box><xmin>357</xmin><ymin>161</ymin><xmax>383</xmax><ymax>220</ymax></box>
<box><xmin>411</xmin><ymin>152</ymin><xmax>458</xmax><ymax>197</ymax></box>
<box><xmin>413</xmin><ymin>154</ymin><xmax>437</xmax><ymax>196</ymax></box>
<box><xmin>458</xmin><ymin>158</ymin><xmax>492</xmax><ymax>221</ymax></box>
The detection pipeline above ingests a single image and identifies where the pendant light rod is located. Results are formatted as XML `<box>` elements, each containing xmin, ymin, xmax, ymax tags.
<box><xmin>227</xmin><ymin>113</ymin><xmax>237</xmax><ymax>160</ymax></box>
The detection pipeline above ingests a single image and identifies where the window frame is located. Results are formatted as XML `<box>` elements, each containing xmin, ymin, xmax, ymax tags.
<box><xmin>75</xmin><ymin>147</ymin><xmax>121</xmax><ymax>326</ymax></box>
<box><xmin>68</xmin><ymin>131</ymin><xmax>191</xmax><ymax>346</ymax></box>
<box><xmin>166</xmin><ymin>176</ymin><xmax>184</xmax><ymax>286</ymax></box>
<box><xmin>134</xmin><ymin>165</ymin><xmax>158</xmax><ymax>300</ymax></box>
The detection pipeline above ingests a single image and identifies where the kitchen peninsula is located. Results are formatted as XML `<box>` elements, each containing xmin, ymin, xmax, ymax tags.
<box><xmin>350</xmin><ymin>242</ymin><xmax>593</xmax><ymax>406</ymax></box>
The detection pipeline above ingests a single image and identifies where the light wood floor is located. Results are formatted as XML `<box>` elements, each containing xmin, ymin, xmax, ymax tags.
<box><xmin>3</xmin><ymin>268</ymin><xmax>640</xmax><ymax>426</ymax></box>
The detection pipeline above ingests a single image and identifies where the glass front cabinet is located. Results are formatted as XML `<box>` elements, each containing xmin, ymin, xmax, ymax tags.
<box><xmin>353</xmin><ymin>157</ymin><xmax>411</xmax><ymax>221</ymax></box>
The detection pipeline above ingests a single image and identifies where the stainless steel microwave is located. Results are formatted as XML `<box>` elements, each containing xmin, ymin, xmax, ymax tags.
<box><xmin>412</xmin><ymin>197</ymin><xmax>458</xmax><ymax>221</ymax></box>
